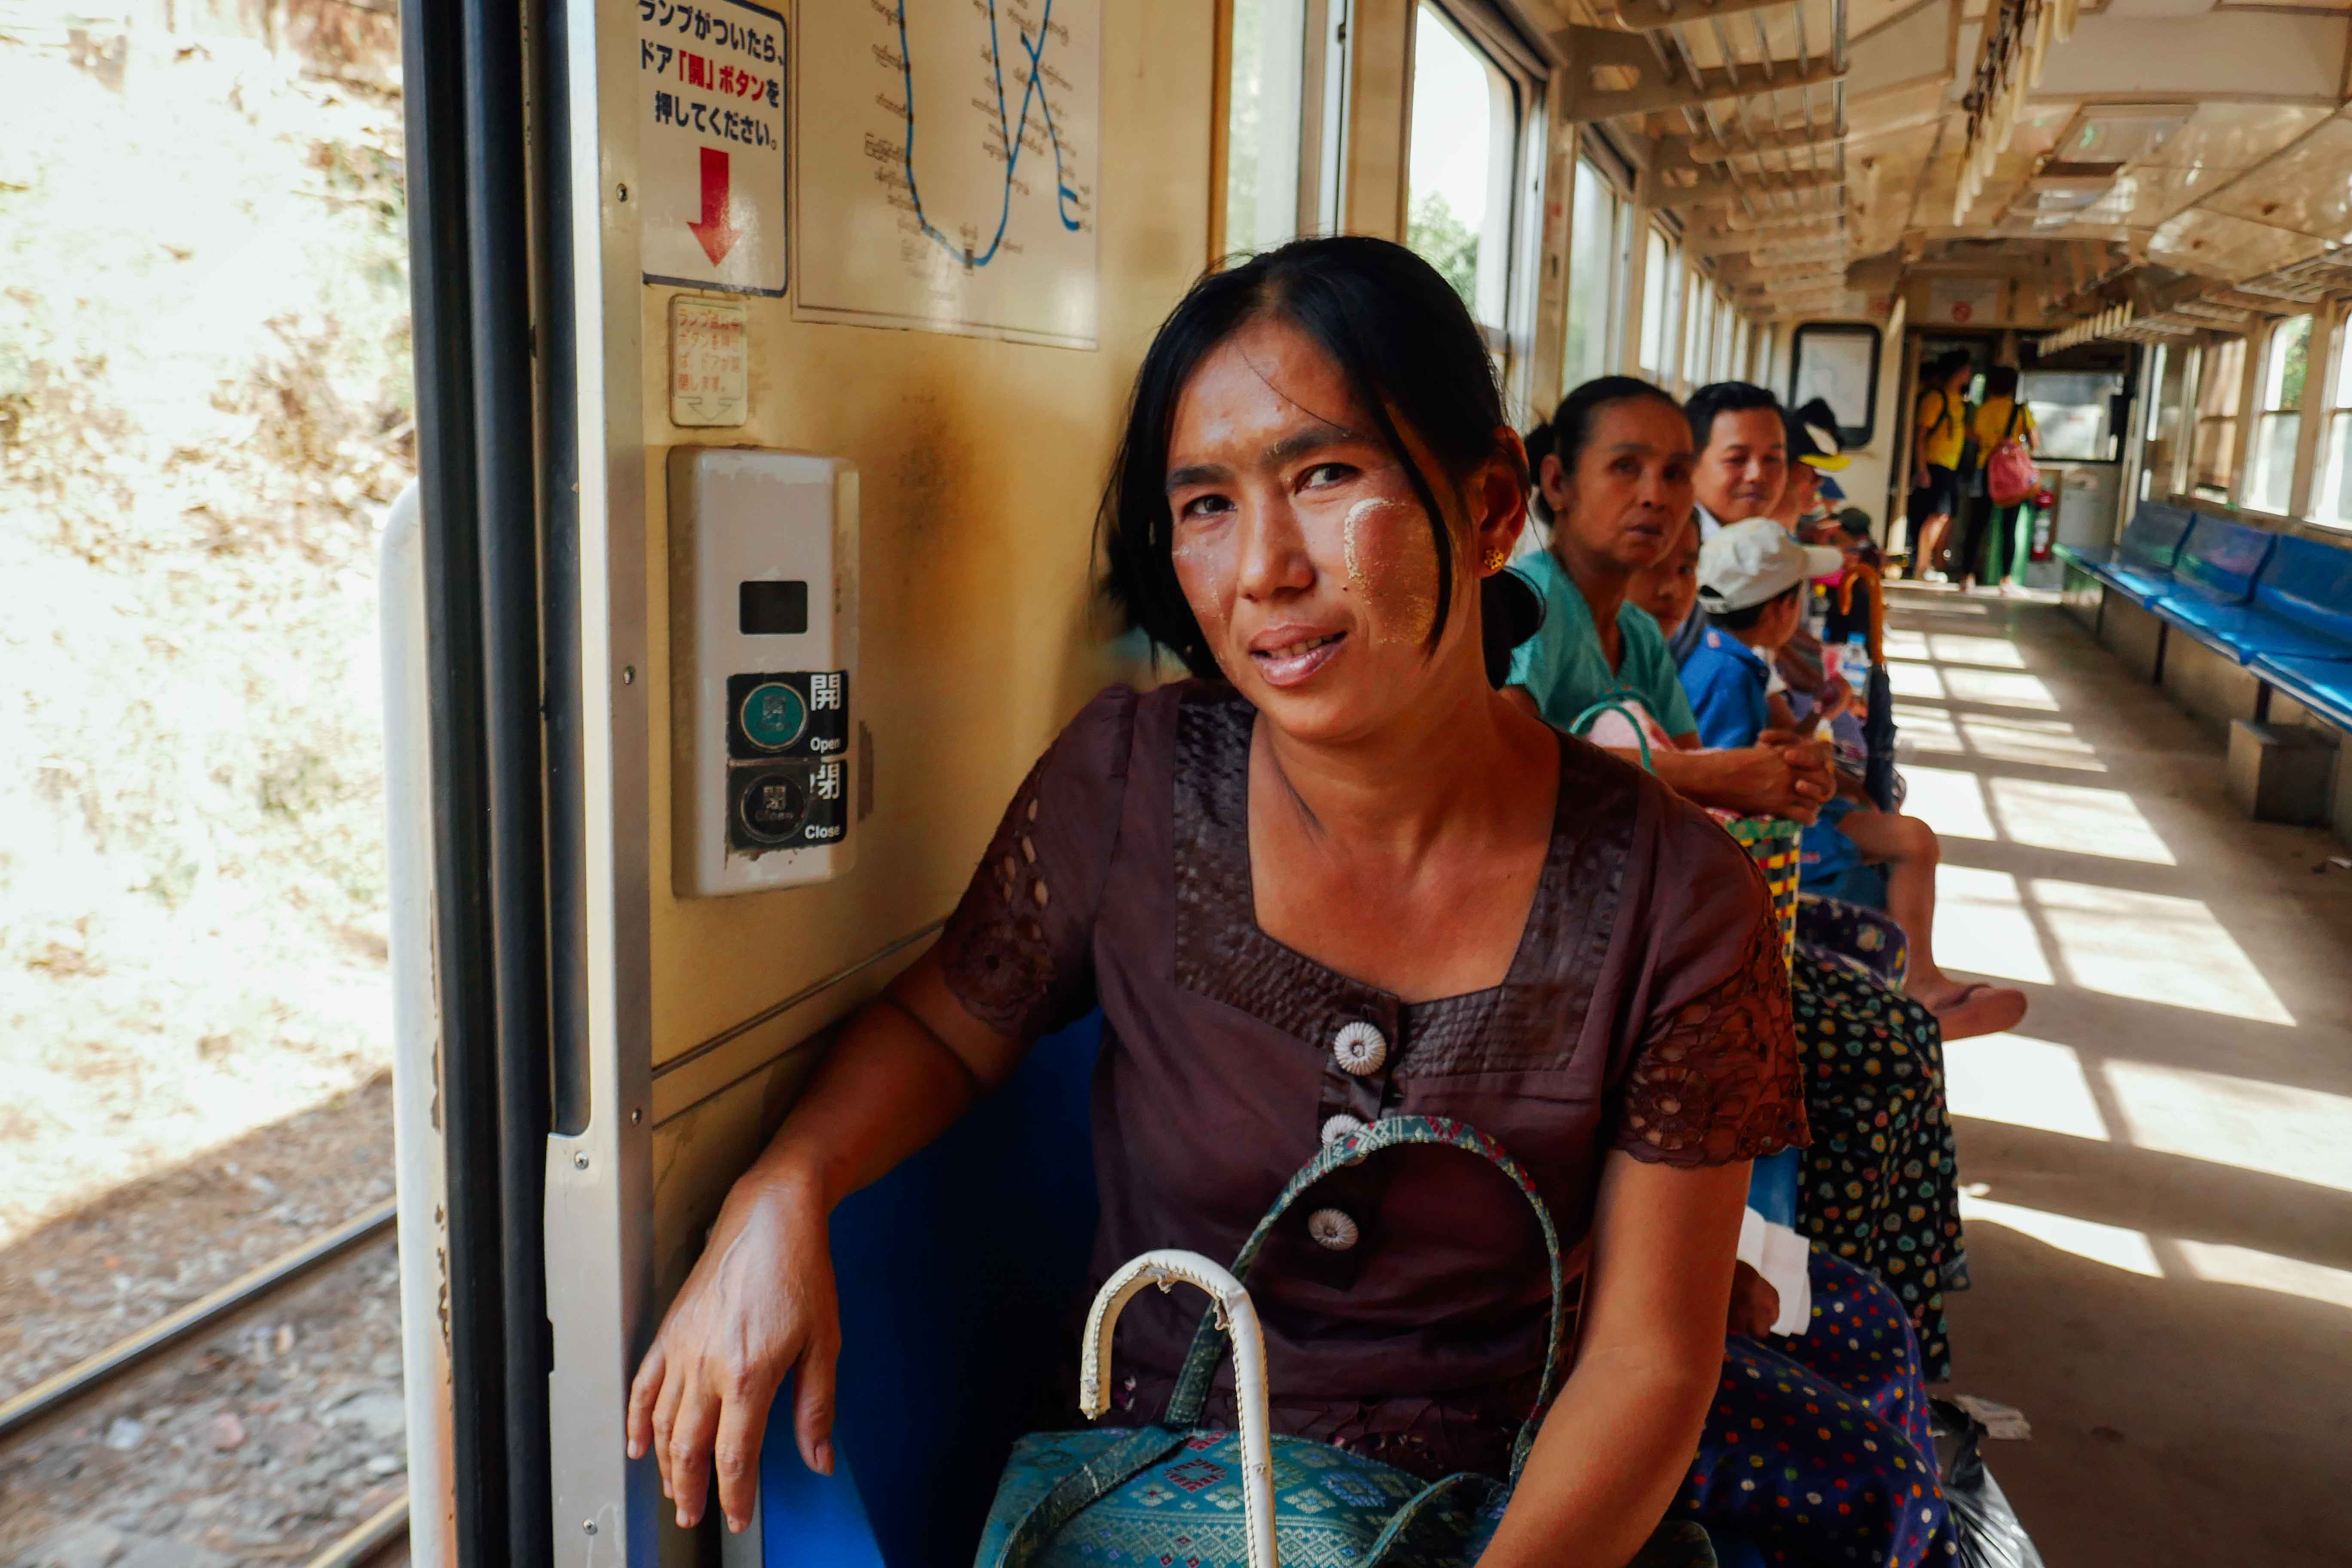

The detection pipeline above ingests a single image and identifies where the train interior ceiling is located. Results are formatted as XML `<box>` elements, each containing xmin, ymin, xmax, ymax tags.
<box><xmin>6</xmin><ymin>0</ymin><xmax>2352</xmax><ymax>1567</ymax></box>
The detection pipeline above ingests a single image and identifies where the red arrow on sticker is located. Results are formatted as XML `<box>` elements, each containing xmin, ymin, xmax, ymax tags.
<box><xmin>687</xmin><ymin>146</ymin><xmax>742</xmax><ymax>266</ymax></box>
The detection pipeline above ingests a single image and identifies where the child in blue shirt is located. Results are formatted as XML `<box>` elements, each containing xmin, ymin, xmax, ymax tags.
<box><xmin>1691</xmin><ymin>521</ymin><xmax>2027</xmax><ymax>1041</ymax></box>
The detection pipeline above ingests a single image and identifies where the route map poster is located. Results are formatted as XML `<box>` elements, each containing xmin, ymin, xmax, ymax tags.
<box><xmin>638</xmin><ymin>0</ymin><xmax>789</xmax><ymax>296</ymax></box>
<box><xmin>793</xmin><ymin>0</ymin><xmax>1100</xmax><ymax>349</ymax></box>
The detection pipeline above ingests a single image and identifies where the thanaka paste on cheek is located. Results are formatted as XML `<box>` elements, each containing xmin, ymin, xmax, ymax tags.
<box><xmin>1340</xmin><ymin>496</ymin><xmax>1439</xmax><ymax>645</ymax></box>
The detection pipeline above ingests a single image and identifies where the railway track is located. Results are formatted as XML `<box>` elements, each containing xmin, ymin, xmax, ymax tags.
<box><xmin>0</xmin><ymin>1200</ymin><xmax>410</xmax><ymax>1567</ymax></box>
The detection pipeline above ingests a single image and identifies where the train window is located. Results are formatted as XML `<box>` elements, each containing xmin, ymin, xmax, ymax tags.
<box><xmin>2249</xmin><ymin>315</ymin><xmax>2312</xmax><ymax>513</ymax></box>
<box><xmin>1220</xmin><ymin>0</ymin><xmax>1311</xmax><ymax>256</ymax></box>
<box><xmin>2190</xmin><ymin>337</ymin><xmax>2247</xmax><ymax>503</ymax></box>
<box><xmin>2142</xmin><ymin>343</ymin><xmax>2184</xmax><ymax>501</ymax></box>
<box><xmin>1405</xmin><ymin>3</ymin><xmax>1520</xmax><ymax>330</ymax></box>
<box><xmin>1639</xmin><ymin>225</ymin><xmax>1680</xmax><ymax>378</ymax></box>
<box><xmin>2021</xmin><ymin>370</ymin><xmax>2126</xmax><ymax>464</ymax></box>
<box><xmin>2314</xmin><ymin>324</ymin><xmax>2352</xmax><ymax>528</ymax></box>
<box><xmin>1789</xmin><ymin>322</ymin><xmax>1882</xmax><ymax>447</ymax></box>
<box><xmin>1562</xmin><ymin>156</ymin><xmax>1621</xmax><ymax>389</ymax></box>
<box><xmin>1680</xmin><ymin>276</ymin><xmax>1710</xmax><ymax>389</ymax></box>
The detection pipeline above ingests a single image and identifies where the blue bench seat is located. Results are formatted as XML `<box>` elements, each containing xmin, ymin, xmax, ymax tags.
<box><xmin>2058</xmin><ymin>501</ymin><xmax>2193</xmax><ymax>603</ymax></box>
<box><xmin>2147</xmin><ymin>516</ymin><xmax>2278</xmax><ymax>659</ymax></box>
<box><xmin>2153</xmin><ymin>531</ymin><xmax>2352</xmax><ymax>666</ymax></box>
<box><xmin>2250</xmin><ymin>652</ymin><xmax>2352</xmax><ymax>732</ymax></box>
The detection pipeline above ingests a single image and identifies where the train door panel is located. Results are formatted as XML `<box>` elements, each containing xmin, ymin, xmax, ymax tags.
<box><xmin>594</xmin><ymin>3</ymin><xmax>1214</xmax><ymax>1563</ymax></box>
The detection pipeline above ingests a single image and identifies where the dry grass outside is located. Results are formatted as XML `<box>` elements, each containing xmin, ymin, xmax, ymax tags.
<box><xmin>0</xmin><ymin>31</ymin><xmax>412</xmax><ymax>1247</ymax></box>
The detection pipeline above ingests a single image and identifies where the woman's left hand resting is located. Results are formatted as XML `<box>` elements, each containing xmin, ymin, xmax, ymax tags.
<box><xmin>1473</xmin><ymin>1154</ymin><xmax>1749</xmax><ymax>1568</ymax></box>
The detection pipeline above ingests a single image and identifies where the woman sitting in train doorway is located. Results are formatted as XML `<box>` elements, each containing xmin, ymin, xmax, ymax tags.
<box><xmin>1907</xmin><ymin>352</ymin><xmax>1973</xmax><ymax>580</ymax></box>
<box><xmin>1954</xmin><ymin>366</ymin><xmax>2039</xmax><ymax>594</ymax></box>
<box><xmin>627</xmin><ymin>239</ymin><xmax>1951</xmax><ymax>1568</ymax></box>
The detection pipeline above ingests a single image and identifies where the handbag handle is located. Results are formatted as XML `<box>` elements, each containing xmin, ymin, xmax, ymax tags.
<box><xmin>1081</xmin><ymin>1252</ymin><xmax>1277</xmax><ymax>1568</ymax></box>
<box><xmin>1567</xmin><ymin>695</ymin><xmax>1654</xmax><ymax>772</ymax></box>
<box><xmin>1164</xmin><ymin>1117</ymin><xmax>1573</xmax><ymax>1482</ymax></box>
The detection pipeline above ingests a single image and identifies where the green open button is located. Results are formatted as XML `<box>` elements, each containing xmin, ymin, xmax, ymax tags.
<box><xmin>739</xmin><ymin>680</ymin><xmax>808</xmax><ymax>751</ymax></box>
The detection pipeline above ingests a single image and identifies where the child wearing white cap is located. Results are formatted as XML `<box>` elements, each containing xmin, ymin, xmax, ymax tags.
<box><xmin>1682</xmin><ymin>522</ymin><xmax>2028</xmax><ymax>1041</ymax></box>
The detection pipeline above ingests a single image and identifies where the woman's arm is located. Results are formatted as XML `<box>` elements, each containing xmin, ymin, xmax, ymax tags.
<box><xmin>1476</xmin><ymin>1153</ymin><xmax>1749</xmax><ymax>1568</ymax></box>
<box><xmin>1499</xmin><ymin>689</ymin><xmax>1832</xmax><ymax>821</ymax></box>
<box><xmin>624</xmin><ymin>946</ymin><xmax>1025</xmax><ymax>1534</ymax></box>
<box><xmin>1646</xmin><ymin>736</ymin><xmax>1833</xmax><ymax>822</ymax></box>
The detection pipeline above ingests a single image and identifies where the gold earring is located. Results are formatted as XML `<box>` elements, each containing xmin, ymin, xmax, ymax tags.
<box><xmin>1481</xmin><ymin>545</ymin><xmax>1511</xmax><ymax>574</ymax></box>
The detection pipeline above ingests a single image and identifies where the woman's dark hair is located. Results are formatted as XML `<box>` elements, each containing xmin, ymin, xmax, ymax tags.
<box><xmin>1683</xmin><ymin>380</ymin><xmax>1781</xmax><ymax>455</ymax></box>
<box><xmin>1984</xmin><ymin>364</ymin><xmax>2020</xmax><ymax>400</ymax></box>
<box><xmin>1100</xmin><ymin>236</ymin><xmax>1523</xmax><ymax>680</ymax></box>
<box><xmin>1523</xmin><ymin>375</ymin><xmax>1681</xmax><ymax>524</ymax></box>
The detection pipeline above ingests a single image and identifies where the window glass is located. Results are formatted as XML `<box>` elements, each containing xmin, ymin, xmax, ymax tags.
<box><xmin>1406</xmin><ymin>5</ymin><xmax>1519</xmax><ymax>328</ymax></box>
<box><xmin>1681</xmin><ymin>278</ymin><xmax>1708</xmax><ymax>388</ymax></box>
<box><xmin>2021</xmin><ymin>371</ymin><xmax>2124</xmax><ymax>463</ymax></box>
<box><xmin>1222</xmin><ymin>0</ymin><xmax>1308</xmax><ymax>256</ymax></box>
<box><xmin>2316</xmin><ymin>320</ymin><xmax>2352</xmax><ymax>527</ymax></box>
<box><xmin>1638</xmin><ymin>226</ymin><xmax>1678</xmax><ymax>376</ymax></box>
<box><xmin>1561</xmin><ymin>157</ymin><xmax>1617</xmax><ymax>391</ymax></box>
<box><xmin>2250</xmin><ymin>315</ymin><xmax>2311</xmax><ymax>512</ymax></box>
<box><xmin>2191</xmin><ymin>337</ymin><xmax>2246</xmax><ymax>501</ymax></box>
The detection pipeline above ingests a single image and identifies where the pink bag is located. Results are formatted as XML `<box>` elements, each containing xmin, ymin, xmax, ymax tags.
<box><xmin>1985</xmin><ymin>403</ymin><xmax>2039</xmax><ymax>506</ymax></box>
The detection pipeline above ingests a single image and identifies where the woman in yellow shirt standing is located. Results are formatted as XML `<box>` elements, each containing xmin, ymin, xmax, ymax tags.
<box><xmin>1906</xmin><ymin>351</ymin><xmax>1971</xmax><ymax>579</ymax></box>
<box><xmin>1957</xmin><ymin>365</ymin><xmax>2039</xmax><ymax>593</ymax></box>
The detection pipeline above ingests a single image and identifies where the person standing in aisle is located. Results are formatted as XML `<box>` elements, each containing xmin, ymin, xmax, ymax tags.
<box><xmin>1907</xmin><ymin>353</ymin><xmax>1971</xmax><ymax>580</ymax></box>
<box><xmin>1956</xmin><ymin>366</ymin><xmax>2039</xmax><ymax>594</ymax></box>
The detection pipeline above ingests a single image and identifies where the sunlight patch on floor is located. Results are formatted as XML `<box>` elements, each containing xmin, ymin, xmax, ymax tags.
<box><xmin>1892</xmin><ymin>701</ymin><xmax>1959</xmax><ymax>752</ymax></box>
<box><xmin>1988</xmin><ymin>776</ymin><xmax>2177</xmax><ymax>864</ymax></box>
<box><xmin>1926</xmin><ymin>632</ymin><xmax>2028</xmax><ymax>669</ymax></box>
<box><xmin>1888</xmin><ymin>660</ymin><xmax>1949</xmax><ymax>700</ymax></box>
<box><xmin>1882</xmin><ymin>628</ymin><xmax>1931</xmax><ymax>662</ymax></box>
<box><xmin>1941</xmin><ymin>666</ymin><xmax>2062</xmax><ymax>711</ymax></box>
<box><xmin>2030</xmin><ymin>879</ymin><xmax>2297</xmax><ymax>1025</ymax></box>
<box><xmin>1935</xmin><ymin>865</ymin><xmax>2058</xmax><ymax>983</ymax></box>
<box><xmin>2174</xmin><ymin>1241</ymin><xmax>2352</xmax><ymax>1310</ymax></box>
<box><xmin>1945</xmin><ymin>1033</ymin><xmax>2111</xmax><ymax>1140</ymax></box>
<box><xmin>1959</xmin><ymin>1192</ymin><xmax>2163</xmax><ymax>1277</ymax></box>
<box><xmin>2101</xmin><ymin>1060</ymin><xmax>2352</xmax><ymax>1194</ymax></box>
<box><xmin>1954</xmin><ymin>712</ymin><xmax>2106</xmax><ymax>772</ymax></box>
<box><xmin>1901</xmin><ymin>763</ymin><xmax>1997</xmax><ymax>840</ymax></box>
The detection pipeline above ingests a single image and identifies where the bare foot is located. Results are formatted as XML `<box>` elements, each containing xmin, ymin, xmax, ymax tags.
<box><xmin>1922</xmin><ymin>981</ymin><xmax>2027</xmax><ymax>1040</ymax></box>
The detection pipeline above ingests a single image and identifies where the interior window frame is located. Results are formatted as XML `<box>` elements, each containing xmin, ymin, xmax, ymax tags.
<box><xmin>2248</xmin><ymin>313</ymin><xmax>2312</xmax><ymax>514</ymax></box>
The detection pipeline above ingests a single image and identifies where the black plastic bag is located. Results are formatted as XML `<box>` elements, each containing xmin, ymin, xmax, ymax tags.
<box><xmin>1929</xmin><ymin>1400</ymin><xmax>2044</xmax><ymax>1568</ymax></box>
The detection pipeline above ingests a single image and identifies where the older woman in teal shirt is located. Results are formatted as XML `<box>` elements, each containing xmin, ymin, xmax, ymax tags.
<box><xmin>1507</xmin><ymin>377</ymin><xmax>1831</xmax><ymax>823</ymax></box>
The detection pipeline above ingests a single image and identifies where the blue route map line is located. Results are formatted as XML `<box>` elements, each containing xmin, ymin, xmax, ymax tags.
<box><xmin>894</xmin><ymin>0</ymin><xmax>1083</xmax><ymax>270</ymax></box>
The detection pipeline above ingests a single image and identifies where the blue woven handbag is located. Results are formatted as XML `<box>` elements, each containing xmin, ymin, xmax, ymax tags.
<box><xmin>972</xmin><ymin>1116</ymin><xmax>1715</xmax><ymax>1568</ymax></box>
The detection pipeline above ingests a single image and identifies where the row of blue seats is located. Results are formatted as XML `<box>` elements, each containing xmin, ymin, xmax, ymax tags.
<box><xmin>2054</xmin><ymin>501</ymin><xmax>2352</xmax><ymax>732</ymax></box>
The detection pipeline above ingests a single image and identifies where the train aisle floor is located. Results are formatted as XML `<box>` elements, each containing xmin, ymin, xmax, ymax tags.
<box><xmin>1882</xmin><ymin>582</ymin><xmax>2352</xmax><ymax>1565</ymax></box>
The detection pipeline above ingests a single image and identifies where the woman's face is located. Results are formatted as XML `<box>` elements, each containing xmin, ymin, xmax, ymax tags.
<box><xmin>1539</xmin><ymin>397</ymin><xmax>1696</xmax><ymax>574</ymax></box>
<box><xmin>1161</xmin><ymin>317</ymin><xmax>1521</xmax><ymax>743</ymax></box>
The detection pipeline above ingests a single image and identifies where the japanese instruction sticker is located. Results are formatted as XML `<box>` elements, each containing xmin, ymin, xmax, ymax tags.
<box><xmin>638</xmin><ymin>0</ymin><xmax>787</xmax><ymax>296</ymax></box>
<box><xmin>670</xmin><ymin>296</ymin><xmax>749</xmax><ymax>426</ymax></box>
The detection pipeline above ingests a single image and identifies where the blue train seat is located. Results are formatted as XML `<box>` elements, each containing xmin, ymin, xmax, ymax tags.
<box><xmin>730</xmin><ymin>1011</ymin><xmax>1772</xmax><ymax>1568</ymax></box>
<box><xmin>2054</xmin><ymin>500</ymin><xmax>2193</xmax><ymax>603</ymax></box>
<box><xmin>2153</xmin><ymin>534</ymin><xmax>2352</xmax><ymax>665</ymax></box>
<box><xmin>733</xmin><ymin>1014</ymin><xmax>1105</xmax><ymax>1568</ymax></box>
<box><xmin>2251</xmin><ymin>652</ymin><xmax>2352</xmax><ymax>733</ymax></box>
<box><xmin>2149</xmin><ymin>517</ymin><xmax>2278</xmax><ymax>658</ymax></box>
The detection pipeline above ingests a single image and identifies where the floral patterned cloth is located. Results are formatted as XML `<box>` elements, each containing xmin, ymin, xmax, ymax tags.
<box><xmin>1678</xmin><ymin>1248</ymin><xmax>1956</xmax><ymax>1567</ymax></box>
<box><xmin>1788</xmin><ymin>951</ymin><xmax>1966</xmax><ymax>1383</ymax></box>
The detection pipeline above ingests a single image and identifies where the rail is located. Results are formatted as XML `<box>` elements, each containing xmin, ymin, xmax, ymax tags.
<box><xmin>0</xmin><ymin>1199</ymin><xmax>398</xmax><ymax>1441</ymax></box>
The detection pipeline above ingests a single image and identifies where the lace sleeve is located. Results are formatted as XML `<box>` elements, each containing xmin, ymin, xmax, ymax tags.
<box><xmin>1614</xmin><ymin>812</ymin><xmax>1808</xmax><ymax>1167</ymax></box>
<box><xmin>937</xmin><ymin>686</ymin><xmax>1137</xmax><ymax>1040</ymax></box>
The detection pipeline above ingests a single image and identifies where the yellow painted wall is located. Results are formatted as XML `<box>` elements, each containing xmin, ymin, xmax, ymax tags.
<box><xmin>637</xmin><ymin>4</ymin><xmax>1212</xmax><ymax>1559</ymax></box>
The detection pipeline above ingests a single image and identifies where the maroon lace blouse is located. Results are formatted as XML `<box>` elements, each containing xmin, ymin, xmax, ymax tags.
<box><xmin>940</xmin><ymin>682</ymin><xmax>1804</xmax><ymax>1478</ymax></box>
